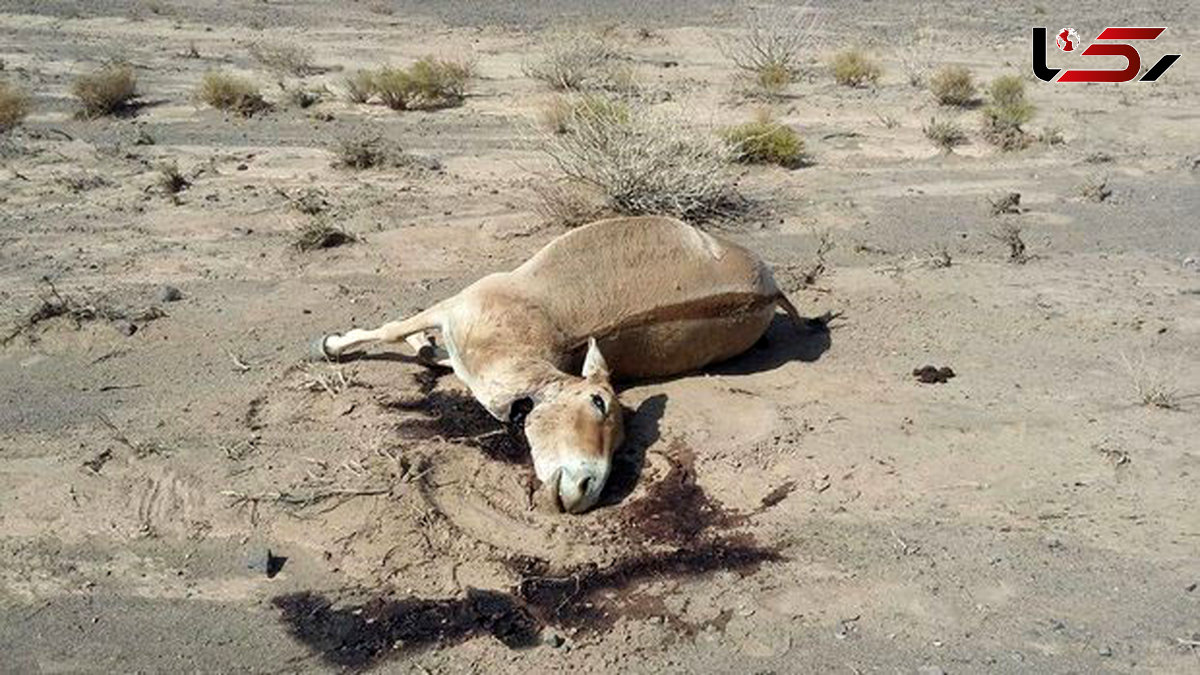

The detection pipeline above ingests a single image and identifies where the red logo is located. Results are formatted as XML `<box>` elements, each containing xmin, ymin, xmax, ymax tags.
<box><xmin>1033</xmin><ymin>27</ymin><xmax>1181</xmax><ymax>83</ymax></box>
<box><xmin>1056</xmin><ymin>27</ymin><xmax>1079</xmax><ymax>52</ymax></box>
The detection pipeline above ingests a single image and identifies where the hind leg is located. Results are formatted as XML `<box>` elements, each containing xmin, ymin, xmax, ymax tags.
<box><xmin>405</xmin><ymin>331</ymin><xmax>452</xmax><ymax>368</ymax></box>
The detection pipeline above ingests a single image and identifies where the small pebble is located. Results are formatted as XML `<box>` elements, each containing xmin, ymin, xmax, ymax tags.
<box><xmin>113</xmin><ymin>320</ymin><xmax>137</xmax><ymax>337</ymax></box>
<box><xmin>542</xmin><ymin>632</ymin><xmax>564</xmax><ymax>648</ymax></box>
<box><xmin>1098</xmin><ymin>646</ymin><xmax>1113</xmax><ymax>657</ymax></box>
<box><xmin>917</xmin><ymin>666</ymin><xmax>946</xmax><ymax>675</ymax></box>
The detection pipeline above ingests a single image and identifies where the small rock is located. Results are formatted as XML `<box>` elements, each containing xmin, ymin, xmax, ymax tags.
<box><xmin>113</xmin><ymin>320</ymin><xmax>137</xmax><ymax>337</ymax></box>
<box><xmin>542</xmin><ymin>632</ymin><xmax>564</xmax><ymax>648</ymax></box>
<box><xmin>237</xmin><ymin>163</ymin><xmax>249</xmax><ymax>171</ymax></box>
<box><xmin>157</xmin><ymin>285</ymin><xmax>183</xmax><ymax>302</ymax></box>
<box><xmin>1098</xmin><ymin>646</ymin><xmax>1113</xmax><ymax>657</ymax></box>
<box><xmin>247</xmin><ymin>549</ymin><xmax>287</xmax><ymax>578</ymax></box>
<box><xmin>913</xmin><ymin>365</ymin><xmax>956</xmax><ymax>384</ymax></box>
<box><xmin>918</xmin><ymin>666</ymin><xmax>946</xmax><ymax>675</ymax></box>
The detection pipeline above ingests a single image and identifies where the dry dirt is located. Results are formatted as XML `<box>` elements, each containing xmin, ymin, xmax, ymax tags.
<box><xmin>2</xmin><ymin>2</ymin><xmax>1199</xmax><ymax>673</ymax></box>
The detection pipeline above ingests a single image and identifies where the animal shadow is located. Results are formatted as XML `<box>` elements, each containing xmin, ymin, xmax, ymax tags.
<box><xmin>709</xmin><ymin>311</ymin><xmax>834</xmax><ymax>376</ymax></box>
<box><xmin>598</xmin><ymin>393</ymin><xmax>667</xmax><ymax>507</ymax></box>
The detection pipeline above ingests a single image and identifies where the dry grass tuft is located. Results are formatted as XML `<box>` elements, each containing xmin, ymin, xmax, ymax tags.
<box><xmin>248</xmin><ymin>41</ymin><xmax>316</xmax><ymax>76</ymax></box>
<box><xmin>1120</xmin><ymin>353</ymin><xmax>1181</xmax><ymax>410</ymax></box>
<box><xmin>537</xmin><ymin>105</ymin><xmax>740</xmax><ymax>220</ymax></box>
<box><xmin>831</xmin><ymin>49</ymin><xmax>881</xmax><ymax>87</ymax></box>
<box><xmin>539</xmin><ymin>94</ymin><xmax>630</xmax><ymax>134</ymax></box>
<box><xmin>982</xmin><ymin>75</ymin><xmax>1034</xmax><ymax>151</ymax></box>
<box><xmin>722</xmin><ymin>4</ymin><xmax>820</xmax><ymax>98</ymax></box>
<box><xmin>196</xmin><ymin>71</ymin><xmax>270</xmax><ymax>116</ymax></box>
<box><xmin>0</xmin><ymin>80</ymin><xmax>31</xmax><ymax>133</ymax></box>
<box><xmin>72</xmin><ymin>63</ymin><xmax>138</xmax><ymax>117</ymax></box>
<box><xmin>156</xmin><ymin>162</ymin><xmax>190</xmax><ymax>194</ymax></box>
<box><xmin>990</xmin><ymin>221</ymin><xmax>1028</xmax><ymax>263</ymax></box>
<box><xmin>721</xmin><ymin>110</ymin><xmax>807</xmax><ymax>168</ymax></box>
<box><xmin>1078</xmin><ymin>174</ymin><xmax>1112</xmax><ymax>202</ymax></box>
<box><xmin>524</xmin><ymin>32</ymin><xmax>624</xmax><ymax>91</ymax></box>
<box><xmin>344</xmin><ymin>70</ymin><xmax>376</xmax><ymax>103</ymax></box>
<box><xmin>923</xmin><ymin>117</ymin><xmax>968</xmax><ymax>152</ymax></box>
<box><xmin>929</xmin><ymin>65</ymin><xmax>975</xmax><ymax>106</ymax></box>
<box><xmin>531</xmin><ymin>180</ymin><xmax>608</xmax><ymax>228</ymax></box>
<box><xmin>330</xmin><ymin>130</ymin><xmax>440</xmax><ymax>173</ymax></box>
<box><xmin>293</xmin><ymin>218</ymin><xmax>358</xmax><ymax>251</ymax></box>
<box><xmin>368</xmin><ymin>58</ymin><xmax>472</xmax><ymax>110</ymax></box>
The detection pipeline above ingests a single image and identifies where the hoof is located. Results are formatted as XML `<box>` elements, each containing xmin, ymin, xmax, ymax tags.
<box><xmin>308</xmin><ymin>334</ymin><xmax>335</xmax><ymax>362</ymax></box>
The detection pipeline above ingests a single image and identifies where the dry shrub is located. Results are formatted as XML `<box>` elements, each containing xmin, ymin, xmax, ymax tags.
<box><xmin>0</xmin><ymin>80</ymin><xmax>31</xmax><ymax>132</ymax></box>
<box><xmin>156</xmin><ymin>162</ymin><xmax>190</xmax><ymax>194</ymax></box>
<box><xmin>524</xmin><ymin>32</ymin><xmax>624</xmax><ymax>91</ymax></box>
<box><xmin>831</xmin><ymin>49</ymin><xmax>881</xmax><ymax>87</ymax></box>
<box><xmin>344</xmin><ymin>70</ymin><xmax>376</xmax><ymax>103</ymax></box>
<box><xmin>538</xmin><ymin>105</ymin><xmax>740</xmax><ymax>220</ymax></box>
<box><xmin>898</xmin><ymin>25</ymin><xmax>934</xmax><ymax>87</ymax></box>
<box><xmin>923</xmin><ymin>117</ymin><xmax>967</xmax><ymax>152</ymax></box>
<box><xmin>369</xmin><ymin>58</ymin><xmax>472</xmax><ymax>110</ymax></box>
<box><xmin>982</xmin><ymin>74</ymin><xmax>1034</xmax><ymax>151</ymax></box>
<box><xmin>929</xmin><ymin>65</ymin><xmax>975</xmax><ymax>106</ymax></box>
<box><xmin>531</xmin><ymin>180</ymin><xmax>608</xmax><ymax>228</ymax></box>
<box><xmin>407</xmin><ymin>57</ymin><xmax>472</xmax><ymax>105</ymax></box>
<box><xmin>196</xmin><ymin>71</ymin><xmax>270</xmax><ymax>116</ymax></box>
<box><xmin>1120</xmin><ymin>352</ymin><xmax>1181</xmax><ymax>410</ymax></box>
<box><xmin>721</xmin><ymin>4</ymin><xmax>821</xmax><ymax>97</ymax></box>
<box><xmin>293</xmin><ymin>218</ymin><xmax>358</xmax><ymax>251</ymax></box>
<box><xmin>721</xmin><ymin>110</ymin><xmax>806</xmax><ymax>168</ymax></box>
<box><xmin>539</xmin><ymin>94</ymin><xmax>630</xmax><ymax>134</ymax></box>
<box><xmin>72</xmin><ymin>63</ymin><xmax>138</xmax><ymax>117</ymax></box>
<box><xmin>331</xmin><ymin>130</ymin><xmax>440</xmax><ymax>172</ymax></box>
<box><xmin>248</xmin><ymin>41</ymin><xmax>316</xmax><ymax>76</ymax></box>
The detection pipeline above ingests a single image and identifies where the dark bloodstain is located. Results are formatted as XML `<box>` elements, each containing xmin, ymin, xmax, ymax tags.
<box><xmin>913</xmin><ymin>364</ymin><xmax>956</xmax><ymax>384</ymax></box>
<box><xmin>274</xmin><ymin>439</ymin><xmax>785</xmax><ymax>667</ymax></box>
<box><xmin>272</xmin><ymin>589</ymin><xmax>540</xmax><ymax>667</ymax></box>
<box><xmin>616</xmin><ymin>440</ymin><xmax>746</xmax><ymax>546</ymax></box>
<box><xmin>377</xmin><ymin>375</ymin><xmax>529</xmax><ymax>465</ymax></box>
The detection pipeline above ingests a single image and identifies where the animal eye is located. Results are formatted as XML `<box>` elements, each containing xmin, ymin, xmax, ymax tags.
<box><xmin>590</xmin><ymin>394</ymin><xmax>607</xmax><ymax>416</ymax></box>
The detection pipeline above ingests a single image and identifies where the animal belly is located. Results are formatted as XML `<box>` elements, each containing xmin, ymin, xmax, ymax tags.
<box><xmin>600</xmin><ymin>306</ymin><xmax>775</xmax><ymax>380</ymax></box>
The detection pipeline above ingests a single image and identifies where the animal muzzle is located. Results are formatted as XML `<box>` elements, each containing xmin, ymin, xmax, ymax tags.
<box><xmin>553</xmin><ymin>460</ymin><xmax>610</xmax><ymax>514</ymax></box>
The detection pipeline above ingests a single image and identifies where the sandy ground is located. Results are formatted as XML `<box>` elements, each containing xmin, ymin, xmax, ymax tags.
<box><xmin>2</xmin><ymin>1</ymin><xmax>1199</xmax><ymax>673</ymax></box>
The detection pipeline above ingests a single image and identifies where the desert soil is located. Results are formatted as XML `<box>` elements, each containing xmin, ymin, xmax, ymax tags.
<box><xmin>2</xmin><ymin>1</ymin><xmax>1199</xmax><ymax>673</ymax></box>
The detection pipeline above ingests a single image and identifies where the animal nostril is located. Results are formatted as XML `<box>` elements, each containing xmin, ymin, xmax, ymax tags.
<box><xmin>578</xmin><ymin>476</ymin><xmax>592</xmax><ymax>495</ymax></box>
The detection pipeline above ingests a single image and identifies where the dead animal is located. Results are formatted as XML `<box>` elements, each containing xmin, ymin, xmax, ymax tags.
<box><xmin>313</xmin><ymin>216</ymin><xmax>809</xmax><ymax>514</ymax></box>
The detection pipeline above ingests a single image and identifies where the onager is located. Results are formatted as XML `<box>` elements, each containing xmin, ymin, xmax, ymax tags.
<box><xmin>313</xmin><ymin>216</ymin><xmax>803</xmax><ymax>513</ymax></box>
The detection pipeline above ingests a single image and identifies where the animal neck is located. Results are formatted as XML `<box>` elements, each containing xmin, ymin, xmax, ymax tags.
<box><xmin>474</xmin><ymin>354</ymin><xmax>575</xmax><ymax>420</ymax></box>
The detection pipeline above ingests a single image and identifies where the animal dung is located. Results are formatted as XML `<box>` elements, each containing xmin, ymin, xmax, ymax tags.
<box><xmin>913</xmin><ymin>365</ymin><xmax>956</xmax><ymax>384</ymax></box>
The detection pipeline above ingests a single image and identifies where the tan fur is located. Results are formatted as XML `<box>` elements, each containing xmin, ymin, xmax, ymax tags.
<box><xmin>318</xmin><ymin>216</ymin><xmax>798</xmax><ymax>513</ymax></box>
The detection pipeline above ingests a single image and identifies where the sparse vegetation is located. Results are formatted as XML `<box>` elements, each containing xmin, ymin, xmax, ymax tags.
<box><xmin>1078</xmin><ymin>174</ymin><xmax>1112</xmax><ymax>202</ymax></box>
<box><xmin>831</xmin><ymin>49</ymin><xmax>881</xmax><ymax>87</ymax></box>
<box><xmin>1120</xmin><ymin>353</ymin><xmax>1181</xmax><ymax>410</ymax></box>
<box><xmin>156</xmin><ymin>162</ymin><xmax>190</xmax><ymax>195</ymax></box>
<box><xmin>929</xmin><ymin>65</ymin><xmax>975</xmax><ymax>106</ymax></box>
<box><xmin>721</xmin><ymin>111</ymin><xmax>807</xmax><ymax>168</ymax></box>
<box><xmin>923</xmin><ymin>117</ymin><xmax>967</xmax><ymax>152</ymax></box>
<box><xmin>538</xmin><ymin>105</ymin><xmax>740</xmax><ymax>220</ymax></box>
<box><xmin>0</xmin><ymin>80</ymin><xmax>31</xmax><ymax>133</ymax></box>
<box><xmin>898</xmin><ymin>26</ymin><xmax>934</xmax><ymax>87</ymax></box>
<box><xmin>524</xmin><ymin>32</ymin><xmax>623</xmax><ymax>91</ymax></box>
<box><xmin>982</xmin><ymin>75</ymin><xmax>1034</xmax><ymax>151</ymax></box>
<box><xmin>286</xmin><ymin>85</ymin><xmax>324</xmax><ymax>109</ymax></box>
<box><xmin>540</xmin><ymin>94</ymin><xmax>630</xmax><ymax>134</ymax></box>
<box><xmin>196</xmin><ymin>71</ymin><xmax>270</xmax><ymax>116</ymax></box>
<box><xmin>248</xmin><ymin>41</ymin><xmax>316</xmax><ymax>76</ymax></box>
<box><xmin>72</xmin><ymin>63</ymin><xmax>138</xmax><ymax>117</ymax></box>
<box><xmin>530</xmin><ymin>180</ymin><xmax>608</xmax><ymax>228</ymax></box>
<box><xmin>363</xmin><ymin>58</ymin><xmax>472</xmax><ymax>110</ymax></box>
<box><xmin>344</xmin><ymin>70</ymin><xmax>376</xmax><ymax>103</ymax></box>
<box><xmin>331</xmin><ymin>130</ymin><xmax>440</xmax><ymax>172</ymax></box>
<box><xmin>1038</xmin><ymin>125</ymin><xmax>1064</xmax><ymax>146</ymax></box>
<box><xmin>988</xmin><ymin>191</ymin><xmax>1022</xmax><ymax>216</ymax></box>
<box><xmin>990</xmin><ymin>221</ymin><xmax>1028</xmax><ymax>263</ymax></box>
<box><xmin>293</xmin><ymin>218</ymin><xmax>358</xmax><ymax>251</ymax></box>
<box><xmin>722</xmin><ymin>4</ymin><xmax>820</xmax><ymax>97</ymax></box>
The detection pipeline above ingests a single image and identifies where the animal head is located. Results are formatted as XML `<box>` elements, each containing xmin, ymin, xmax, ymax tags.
<box><xmin>523</xmin><ymin>338</ymin><xmax>624</xmax><ymax>514</ymax></box>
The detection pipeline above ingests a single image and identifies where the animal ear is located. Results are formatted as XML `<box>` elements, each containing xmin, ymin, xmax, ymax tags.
<box><xmin>581</xmin><ymin>337</ymin><xmax>610</xmax><ymax>381</ymax></box>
